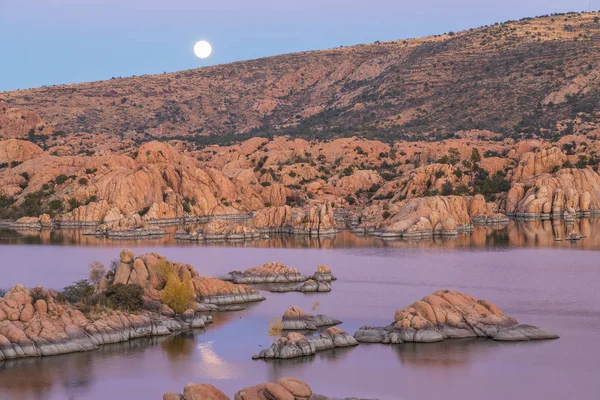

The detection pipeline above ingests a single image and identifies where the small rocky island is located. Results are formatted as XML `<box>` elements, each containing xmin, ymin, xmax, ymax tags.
<box><xmin>281</xmin><ymin>305</ymin><xmax>341</xmax><ymax>330</ymax></box>
<box><xmin>270</xmin><ymin>279</ymin><xmax>332</xmax><ymax>293</ymax></box>
<box><xmin>163</xmin><ymin>377</ymin><xmax>374</xmax><ymax>400</ymax></box>
<box><xmin>354</xmin><ymin>290</ymin><xmax>559</xmax><ymax>343</ymax></box>
<box><xmin>253</xmin><ymin>327</ymin><xmax>358</xmax><ymax>360</ymax></box>
<box><xmin>222</xmin><ymin>262</ymin><xmax>337</xmax><ymax>287</ymax></box>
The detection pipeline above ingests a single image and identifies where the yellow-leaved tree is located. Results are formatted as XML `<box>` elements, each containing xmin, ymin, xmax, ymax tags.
<box><xmin>158</xmin><ymin>260</ymin><xmax>195</xmax><ymax>314</ymax></box>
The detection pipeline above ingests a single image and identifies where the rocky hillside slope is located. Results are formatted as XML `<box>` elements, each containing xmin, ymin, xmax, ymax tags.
<box><xmin>1</xmin><ymin>12</ymin><xmax>599</xmax><ymax>155</ymax></box>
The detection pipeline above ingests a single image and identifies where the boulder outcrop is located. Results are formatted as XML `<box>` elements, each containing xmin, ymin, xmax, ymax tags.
<box><xmin>356</xmin><ymin>195</ymin><xmax>508</xmax><ymax>238</ymax></box>
<box><xmin>281</xmin><ymin>306</ymin><xmax>341</xmax><ymax>330</ymax></box>
<box><xmin>164</xmin><ymin>377</ymin><xmax>372</xmax><ymax>400</ymax></box>
<box><xmin>0</xmin><ymin>285</ymin><xmax>211</xmax><ymax>361</ymax></box>
<box><xmin>105</xmin><ymin>250</ymin><xmax>265</xmax><ymax>306</ymax></box>
<box><xmin>253</xmin><ymin>203</ymin><xmax>338</xmax><ymax>236</ymax></box>
<box><xmin>354</xmin><ymin>290</ymin><xmax>558</xmax><ymax>344</ymax></box>
<box><xmin>506</xmin><ymin>168</ymin><xmax>600</xmax><ymax>217</ymax></box>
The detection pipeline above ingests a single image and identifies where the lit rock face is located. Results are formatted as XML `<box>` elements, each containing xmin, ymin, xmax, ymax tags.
<box><xmin>105</xmin><ymin>249</ymin><xmax>265</xmax><ymax>306</ymax></box>
<box><xmin>281</xmin><ymin>306</ymin><xmax>341</xmax><ymax>330</ymax></box>
<box><xmin>0</xmin><ymin>105</ymin><xmax>53</xmax><ymax>139</ymax></box>
<box><xmin>0</xmin><ymin>139</ymin><xmax>43</xmax><ymax>163</ymax></box>
<box><xmin>0</xmin><ymin>285</ymin><xmax>211</xmax><ymax>361</ymax></box>
<box><xmin>0</xmin><ymin>141</ymin><xmax>271</xmax><ymax>223</ymax></box>
<box><xmin>504</xmin><ymin>146</ymin><xmax>600</xmax><ymax>216</ymax></box>
<box><xmin>354</xmin><ymin>290</ymin><xmax>559</xmax><ymax>344</ymax></box>
<box><xmin>252</xmin><ymin>328</ymin><xmax>357</xmax><ymax>360</ymax></box>
<box><xmin>356</xmin><ymin>195</ymin><xmax>507</xmax><ymax>238</ymax></box>
<box><xmin>222</xmin><ymin>262</ymin><xmax>306</xmax><ymax>284</ymax></box>
<box><xmin>506</xmin><ymin>168</ymin><xmax>600</xmax><ymax>216</ymax></box>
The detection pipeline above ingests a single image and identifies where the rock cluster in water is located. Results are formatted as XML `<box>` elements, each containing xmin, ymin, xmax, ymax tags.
<box><xmin>354</xmin><ymin>290</ymin><xmax>559</xmax><ymax>343</ymax></box>
<box><xmin>253</xmin><ymin>327</ymin><xmax>358</xmax><ymax>360</ymax></box>
<box><xmin>0</xmin><ymin>285</ymin><xmax>211</xmax><ymax>361</ymax></box>
<box><xmin>281</xmin><ymin>306</ymin><xmax>341</xmax><ymax>330</ymax></box>
<box><xmin>105</xmin><ymin>249</ymin><xmax>266</xmax><ymax>308</ymax></box>
<box><xmin>222</xmin><ymin>262</ymin><xmax>306</xmax><ymax>284</ymax></box>
<box><xmin>163</xmin><ymin>377</ymin><xmax>372</xmax><ymax>400</ymax></box>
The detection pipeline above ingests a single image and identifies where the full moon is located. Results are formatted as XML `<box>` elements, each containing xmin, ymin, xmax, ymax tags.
<box><xmin>194</xmin><ymin>40</ymin><xmax>212</xmax><ymax>59</ymax></box>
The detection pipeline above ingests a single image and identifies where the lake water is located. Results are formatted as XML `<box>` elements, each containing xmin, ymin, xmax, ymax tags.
<box><xmin>0</xmin><ymin>221</ymin><xmax>599</xmax><ymax>400</ymax></box>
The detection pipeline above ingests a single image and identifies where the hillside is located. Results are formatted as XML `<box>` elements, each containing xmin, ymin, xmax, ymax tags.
<box><xmin>1</xmin><ymin>12</ymin><xmax>599</xmax><ymax>156</ymax></box>
<box><xmin>0</xmin><ymin>12</ymin><xmax>599</xmax><ymax>233</ymax></box>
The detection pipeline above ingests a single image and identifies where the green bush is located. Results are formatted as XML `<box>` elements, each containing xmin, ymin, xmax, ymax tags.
<box><xmin>29</xmin><ymin>286</ymin><xmax>48</xmax><ymax>302</ymax></box>
<box><xmin>105</xmin><ymin>283</ymin><xmax>144</xmax><ymax>311</ymax></box>
<box><xmin>55</xmin><ymin>175</ymin><xmax>68</xmax><ymax>184</ymax></box>
<box><xmin>78</xmin><ymin>177</ymin><xmax>88</xmax><ymax>185</ymax></box>
<box><xmin>63</xmin><ymin>279</ymin><xmax>95</xmax><ymax>304</ymax></box>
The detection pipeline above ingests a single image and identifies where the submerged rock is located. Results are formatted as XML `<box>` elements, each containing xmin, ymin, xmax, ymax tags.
<box><xmin>354</xmin><ymin>290</ymin><xmax>559</xmax><ymax>344</ymax></box>
<box><xmin>281</xmin><ymin>306</ymin><xmax>341</xmax><ymax>330</ymax></box>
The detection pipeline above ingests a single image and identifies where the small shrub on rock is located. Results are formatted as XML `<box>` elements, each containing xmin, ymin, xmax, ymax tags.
<box><xmin>29</xmin><ymin>286</ymin><xmax>48</xmax><ymax>302</ymax></box>
<box><xmin>105</xmin><ymin>283</ymin><xmax>144</xmax><ymax>311</ymax></box>
<box><xmin>268</xmin><ymin>317</ymin><xmax>284</xmax><ymax>336</ymax></box>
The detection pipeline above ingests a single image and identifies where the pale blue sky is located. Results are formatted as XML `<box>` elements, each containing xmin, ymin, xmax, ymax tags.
<box><xmin>0</xmin><ymin>0</ymin><xmax>590</xmax><ymax>91</ymax></box>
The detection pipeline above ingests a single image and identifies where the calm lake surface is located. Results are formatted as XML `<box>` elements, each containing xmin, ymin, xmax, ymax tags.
<box><xmin>1</xmin><ymin>221</ymin><xmax>599</xmax><ymax>400</ymax></box>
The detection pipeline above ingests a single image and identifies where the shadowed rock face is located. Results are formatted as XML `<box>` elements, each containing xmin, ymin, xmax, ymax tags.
<box><xmin>354</xmin><ymin>290</ymin><xmax>559</xmax><ymax>344</ymax></box>
<box><xmin>281</xmin><ymin>306</ymin><xmax>341</xmax><ymax>330</ymax></box>
<box><xmin>106</xmin><ymin>249</ymin><xmax>265</xmax><ymax>307</ymax></box>
<box><xmin>252</xmin><ymin>328</ymin><xmax>358</xmax><ymax>360</ymax></box>
<box><xmin>0</xmin><ymin>285</ymin><xmax>211</xmax><ymax>361</ymax></box>
<box><xmin>164</xmin><ymin>377</ymin><xmax>374</xmax><ymax>400</ymax></box>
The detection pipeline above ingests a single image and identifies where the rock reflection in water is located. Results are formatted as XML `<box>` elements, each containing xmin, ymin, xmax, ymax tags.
<box><xmin>1</xmin><ymin>218</ymin><xmax>598</xmax><ymax>249</ymax></box>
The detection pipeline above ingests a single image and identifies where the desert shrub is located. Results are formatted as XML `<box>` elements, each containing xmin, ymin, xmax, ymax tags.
<box><xmin>29</xmin><ymin>286</ymin><xmax>48</xmax><ymax>302</ymax></box>
<box><xmin>441</xmin><ymin>182</ymin><xmax>454</xmax><ymax>196</ymax></box>
<box><xmin>105</xmin><ymin>283</ymin><xmax>144</xmax><ymax>311</ymax></box>
<box><xmin>435</xmin><ymin>170</ymin><xmax>444</xmax><ymax>179</ymax></box>
<box><xmin>55</xmin><ymin>174</ymin><xmax>68</xmax><ymax>184</ymax></box>
<box><xmin>78</xmin><ymin>177</ymin><xmax>88</xmax><ymax>185</ymax></box>
<box><xmin>88</xmin><ymin>261</ymin><xmax>106</xmax><ymax>287</ymax></box>
<box><xmin>382</xmin><ymin>210</ymin><xmax>391</xmax><ymax>219</ymax></box>
<box><xmin>345</xmin><ymin>196</ymin><xmax>356</xmax><ymax>205</ymax></box>
<box><xmin>161</xmin><ymin>277</ymin><xmax>194</xmax><ymax>314</ymax></box>
<box><xmin>261</xmin><ymin>181</ymin><xmax>271</xmax><ymax>187</ymax></box>
<box><xmin>85</xmin><ymin>168</ymin><xmax>97</xmax><ymax>174</ymax></box>
<box><xmin>267</xmin><ymin>317</ymin><xmax>283</xmax><ymax>336</ymax></box>
<box><xmin>63</xmin><ymin>279</ymin><xmax>95</xmax><ymax>304</ymax></box>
